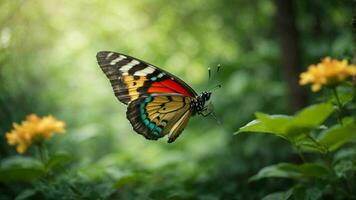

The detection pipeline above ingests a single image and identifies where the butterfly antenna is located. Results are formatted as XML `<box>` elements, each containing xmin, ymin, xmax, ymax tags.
<box><xmin>216</xmin><ymin>64</ymin><xmax>222</xmax><ymax>83</ymax></box>
<box><xmin>217</xmin><ymin>64</ymin><xmax>221</xmax><ymax>73</ymax></box>
<box><xmin>206</xmin><ymin>67</ymin><xmax>212</xmax><ymax>89</ymax></box>
<box><xmin>210</xmin><ymin>64</ymin><xmax>222</xmax><ymax>83</ymax></box>
<box><xmin>205</xmin><ymin>64</ymin><xmax>222</xmax><ymax>91</ymax></box>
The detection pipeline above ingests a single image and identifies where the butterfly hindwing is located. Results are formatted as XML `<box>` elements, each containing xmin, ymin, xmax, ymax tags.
<box><xmin>96</xmin><ymin>51</ymin><xmax>197</xmax><ymax>105</ymax></box>
<box><xmin>167</xmin><ymin>108</ymin><xmax>191</xmax><ymax>143</ymax></box>
<box><xmin>126</xmin><ymin>94</ymin><xmax>192</xmax><ymax>142</ymax></box>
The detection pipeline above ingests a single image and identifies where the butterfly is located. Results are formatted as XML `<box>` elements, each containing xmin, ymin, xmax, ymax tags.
<box><xmin>96</xmin><ymin>51</ymin><xmax>212</xmax><ymax>143</ymax></box>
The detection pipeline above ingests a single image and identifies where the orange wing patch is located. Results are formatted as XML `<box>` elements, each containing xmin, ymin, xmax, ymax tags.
<box><xmin>123</xmin><ymin>76</ymin><xmax>147</xmax><ymax>102</ymax></box>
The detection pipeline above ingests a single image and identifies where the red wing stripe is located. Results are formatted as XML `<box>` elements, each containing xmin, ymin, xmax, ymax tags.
<box><xmin>148</xmin><ymin>86</ymin><xmax>176</xmax><ymax>93</ymax></box>
<box><xmin>150</xmin><ymin>79</ymin><xmax>193</xmax><ymax>96</ymax></box>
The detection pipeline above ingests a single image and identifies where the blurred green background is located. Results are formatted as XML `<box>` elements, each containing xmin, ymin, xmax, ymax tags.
<box><xmin>0</xmin><ymin>0</ymin><xmax>353</xmax><ymax>199</ymax></box>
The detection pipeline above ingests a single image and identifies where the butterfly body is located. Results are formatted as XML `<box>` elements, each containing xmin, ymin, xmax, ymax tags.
<box><xmin>191</xmin><ymin>92</ymin><xmax>212</xmax><ymax>115</ymax></box>
<box><xmin>96</xmin><ymin>51</ymin><xmax>211</xmax><ymax>143</ymax></box>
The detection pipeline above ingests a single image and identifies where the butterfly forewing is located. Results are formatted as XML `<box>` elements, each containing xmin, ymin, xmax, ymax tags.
<box><xmin>97</xmin><ymin>51</ymin><xmax>197</xmax><ymax>104</ymax></box>
<box><xmin>97</xmin><ymin>51</ymin><xmax>156</xmax><ymax>104</ymax></box>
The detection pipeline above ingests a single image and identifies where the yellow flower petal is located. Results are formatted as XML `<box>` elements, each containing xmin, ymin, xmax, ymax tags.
<box><xmin>5</xmin><ymin>114</ymin><xmax>66</xmax><ymax>154</ymax></box>
<box><xmin>311</xmin><ymin>84</ymin><xmax>322</xmax><ymax>92</ymax></box>
<box><xmin>299</xmin><ymin>57</ymin><xmax>356</xmax><ymax>92</ymax></box>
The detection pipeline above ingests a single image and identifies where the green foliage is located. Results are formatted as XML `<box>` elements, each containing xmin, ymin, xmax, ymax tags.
<box><xmin>0</xmin><ymin>0</ymin><xmax>354</xmax><ymax>199</ymax></box>
<box><xmin>237</xmin><ymin>103</ymin><xmax>333</xmax><ymax>138</ymax></box>
<box><xmin>318</xmin><ymin>118</ymin><xmax>356</xmax><ymax>151</ymax></box>
<box><xmin>249</xmin><ymin>163</ymin><xmax>331</xmax><ymax>181</ymax></box>
<box><xmin>239</xmin><ymin>69</ymin><xmax>356</xmax><ymax>199</ymax></box>
<box><xmin>237</xmin><ymin>103</ymin><xmax>336</xmax><ymax>153</ymax></box>
<box><xmin>45</xmin><ymin>152</ymin><xmax>73</xmax><ymax>170</ymax></box>
<box><xmin>0</xmin><ymin>157</ymin><xmax>45</xmax><ymax>182</ymax></box>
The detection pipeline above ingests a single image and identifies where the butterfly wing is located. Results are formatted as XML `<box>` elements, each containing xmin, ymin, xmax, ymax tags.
<box><xmin>96</xmin><ymin>51</ymin><xmax>197</xmax><ymax>105</ymax></box>
<box><xmin>97</xmin><ymin>51</ymin><xmax>198</xmax><ymax>142</ymax></box>
<box><xmin>126</xmin><ymin>94</ymin><xmax>193</xmax><ymax>143</ymax></box>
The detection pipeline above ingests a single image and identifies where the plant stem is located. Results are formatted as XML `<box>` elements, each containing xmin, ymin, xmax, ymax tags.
<box><xmin>296</xmin><ymin>147</ymin><xmax>307</xmax><ymax>163</ymax></box>
<box><xmin>305</xmin><ymin>134</ymin><xmax>327</xmax><ymax>154</ymax></box>
<box><xmin>353</xmin><ymin>77</ymin><xmax>356</xmax><ymax>125</ymax></box>
<box><xmin>294</xmin><ymin>144</ymin><xmax>306</xmax><ymax>163</ymax></box>
<box><xmin>332</xmin><ymin>87</ymin><xmax>343</xmax><ymax>125</ymax></box>
<box><xmin>36</xmin><ymin>143</ymin><xmax>47</xmax><ymax>164</ymax></box>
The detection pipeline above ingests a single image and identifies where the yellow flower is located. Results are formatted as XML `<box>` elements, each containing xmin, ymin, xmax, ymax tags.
<box><xmin>299</xmin><ymin>57</ymin><xmax>356</xmax><ymax>92</ymax></box>
<box><xmin>5</xmin><ymin>114</ymin><xmax>65</xmax><ymax>154</ymax></box>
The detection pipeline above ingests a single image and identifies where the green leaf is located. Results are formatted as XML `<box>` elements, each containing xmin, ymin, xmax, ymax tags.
<box><xmin>237</xmin><ymin>103</ymin><xmax>333</xmax><ymax>139</ymax></box>
<box><xmin>262</xmin><ymin>189</ymin><xmax>293</xmax><ymax>200</ymax></box>
<box><xmin>250</xmin><ymin>163</ymin><xmax>331</xmax><ymax>182</ymax></box>
<box><xmin>235</xmin><ymin>120</ymin><xmax>269</xmax><ymax>134</ymax></box>
<box><xmin>318</xmin><ymin>122</ymin><xmax>356</xmax><ymax>151</ymax></box>
<box><xmin>292</xmin><ymin>103</ymin><xmax>333</xmax><ymax>128</ymax></box>
<box><xmin>46</xmin><ymin>152</ymin><xmax>73</xmax><ymax>170</ymax></box>
<box><xmin>255</xmin><ymin>113</ymin><xmax>293</xmax><ymax>136</ymax></box>
<box><xmin>0</xmin><ymin>156</ymin><xmax>45</xmax><ymax>182</ymax></box>
<box><xmin>237</xmin><ymin>103</ymin><xmax>334</xmax><ymax>153</ymax></box>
